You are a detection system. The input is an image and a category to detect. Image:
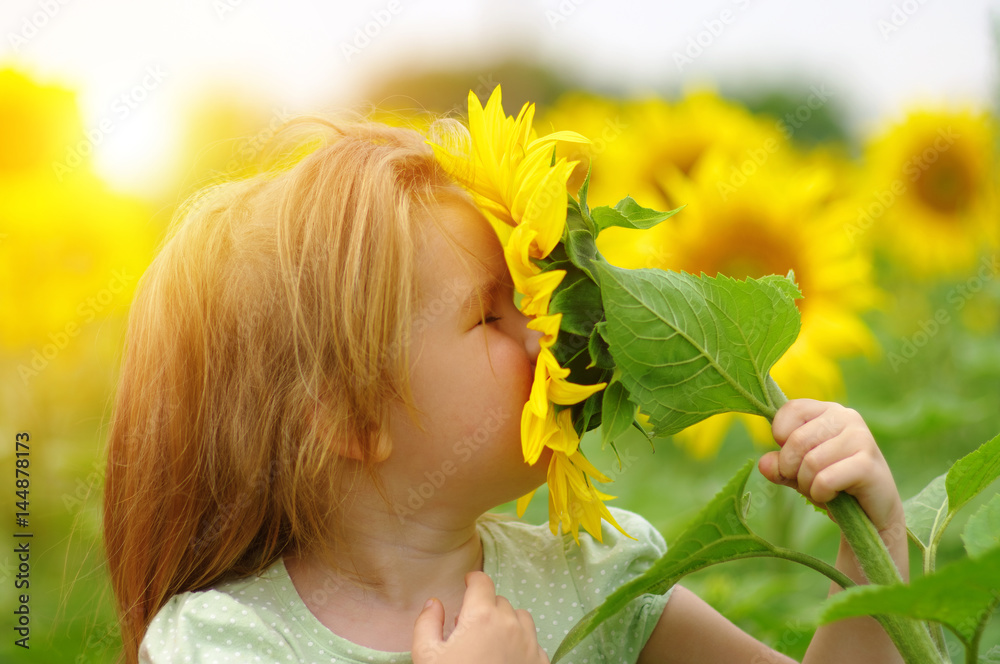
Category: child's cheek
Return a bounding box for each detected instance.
[487,330,535,399]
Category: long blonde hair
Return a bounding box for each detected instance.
[103,117,465,663]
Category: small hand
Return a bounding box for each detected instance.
[412,571,550,664]
[758,399,904,534]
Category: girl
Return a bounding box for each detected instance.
[104,116,908,663]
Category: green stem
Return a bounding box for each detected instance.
[765,379,944,664]
[766,546,856,591]
[925,518,955,662]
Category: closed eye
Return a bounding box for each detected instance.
[478,315,502,326]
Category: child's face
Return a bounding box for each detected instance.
[382,198,549,519]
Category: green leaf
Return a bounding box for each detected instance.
[575,390,603,437]
[587,322,615,370]
[591,196,683,234]
[902,473,948,553]
[553,460,770,662]
[577,162,592,214]
[563,207,599,277]
[963,493,1000,558]
[554,460,853,661]
[820,545,1000,646]
[600,378,634,450]
[763,270,803,302]
[947,432,1000,515]
[593,265,801,436]
[549,273,603,337]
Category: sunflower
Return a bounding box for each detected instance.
[860,108,997,278]
[541,89,789,211]
[0,68,156,357]
[543,89,792,272]
[431,87,626,541]
[599,145,880,457]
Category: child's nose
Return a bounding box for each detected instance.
[523,318,543,364]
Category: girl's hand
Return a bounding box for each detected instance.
[758,399,904,535]
[412,571,550,664]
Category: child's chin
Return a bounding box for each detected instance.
[524,447,553,482]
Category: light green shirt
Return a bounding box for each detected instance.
[140,508,673,664]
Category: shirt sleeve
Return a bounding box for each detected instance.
[138,590,300,664]
[567,507,674,663]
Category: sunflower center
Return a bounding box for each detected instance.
[912,149,975,216]
[683,220,805,297]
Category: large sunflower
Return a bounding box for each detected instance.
[860,108,997,278]
[431,87,626,541]
[541,89,789,211]
[599,145,880,457]
[0,68,155,355]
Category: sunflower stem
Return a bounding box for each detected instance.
[765,381,943,664]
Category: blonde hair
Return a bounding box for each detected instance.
[103,117,468,663]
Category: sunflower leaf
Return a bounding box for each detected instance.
[591,196,683,235]
[962,492,1000,558]
[563,207,599,278]
[549,272,603,337]
[902,473,949,553]
[600,378,634,450]
[587,322,615,370]
[554,460,779,662]
[819,544,1000,647]
[577,162,593,214]
[592,264,802,436]
[946,432,1000,516]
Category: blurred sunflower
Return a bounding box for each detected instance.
[860,108,997,278]
[541,89,788,210]
[599,146,880,457]
[431,87,624,541]
[0,68,156,381]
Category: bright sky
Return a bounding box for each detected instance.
[2,0,997,195]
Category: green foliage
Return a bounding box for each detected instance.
[595,264,801,436]
[818,432,1000,659]
[554,460,847,662]
[820,546,1000,648]
[599,377,634,450]
[549,192,1000,664]
[590,196,683,234]
[947,433,1000,516]
[963,494,1000,558]
[903,473,949,554]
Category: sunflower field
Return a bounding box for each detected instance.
[1,61,999,662]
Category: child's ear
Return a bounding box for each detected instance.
[308,401,391,462]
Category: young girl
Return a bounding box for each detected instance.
[104,116,908,664]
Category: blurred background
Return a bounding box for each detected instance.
[1,0,998,661]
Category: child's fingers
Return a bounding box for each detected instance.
[758,451,796,488]
[806,455,866,505]
[412,598,446,651]
[515,607,537,634]
[775,410,855,482]
[790,432,858,498]
[460,571,498,619]
[771,398,832,445]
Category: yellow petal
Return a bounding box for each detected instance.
[528,314,561,348]
[516,489,537,517]
[519,269,565,318]
[548,374,606,406]
[527,130,590,149]
[523,162,573,259]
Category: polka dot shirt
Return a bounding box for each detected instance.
[139,507,673,663]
